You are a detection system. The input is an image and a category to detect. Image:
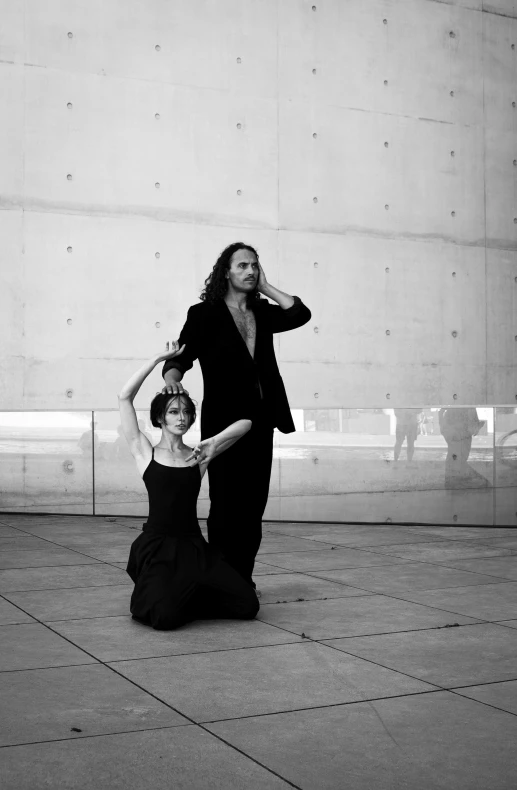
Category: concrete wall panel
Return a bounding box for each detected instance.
[485,127,517,249]
[0,65,24,198]
[486,248,517,402]
[279,101,485,243]
[24,0,278,98]
[279,0,483,126]
[278,231,487,406]
[0,1,24,62]
[23,69,278,227]
[0,211,24,404]
[484,1,517,18]
[483,11,517,131]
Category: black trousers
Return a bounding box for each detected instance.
[206,409,274,586]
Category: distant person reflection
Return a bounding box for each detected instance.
[438,407,486,488]
[394,409,421,464]
[78,420,100,457]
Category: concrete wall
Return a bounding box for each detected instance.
[1,0,516,413]
[1,1,517,524]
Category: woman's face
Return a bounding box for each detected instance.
[161,396,193,435]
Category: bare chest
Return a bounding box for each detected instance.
[228,307,257,357]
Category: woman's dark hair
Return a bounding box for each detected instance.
[199,242,261,305]
[150,392,197,429]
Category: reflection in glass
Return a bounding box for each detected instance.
[495,408,517,526]
[0,411,94,513]
[277,407,495,525]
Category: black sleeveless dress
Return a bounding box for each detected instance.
[126,449,258,630]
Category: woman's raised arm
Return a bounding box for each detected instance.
[118,341,184,459]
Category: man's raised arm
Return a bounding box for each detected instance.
[162,305,200,395]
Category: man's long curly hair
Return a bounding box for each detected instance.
[199,242,261,305]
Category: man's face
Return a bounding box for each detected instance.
[226,249,259,293]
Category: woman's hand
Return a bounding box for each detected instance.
[154,340,185,363]
[185,437,216,466]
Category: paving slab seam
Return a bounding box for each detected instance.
[0,581,132,593]
[101,638,306,663]
[494,619,517,628]
[0,561,103,571]
[355,555,517,579]
[197,689,449,726]
[320,545,517,562]
[445,691,517,719]
[99,663,304,790]
[313,638,509,695]
[375,588,517,620]
[301,570,514,595]
[0,661,96,674]
[0,722,193,750]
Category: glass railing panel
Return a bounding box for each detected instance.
[495,408,517,526]
[0,411,94,514]
[277,407,495,525]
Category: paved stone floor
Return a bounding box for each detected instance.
[1,514,517,789]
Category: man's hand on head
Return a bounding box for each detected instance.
[160,382,189,396]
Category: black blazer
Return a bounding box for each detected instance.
[163,296,311,436]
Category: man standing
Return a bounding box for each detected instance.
[162,242,311,588]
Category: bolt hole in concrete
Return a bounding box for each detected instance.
[67,102,72,109]
[67,246,72,253]
[67,32,73,38]
[452,271,456,277]
[237,123,242,129]
[384,141,389,147]
[385,204,389,210]
[155,182,160,188]
[237,189,242,195]
[451,150,455,156]
[385,267,389,272]
[386,329,390,335]
[155,44,161,51]
[452,331,458,337]
[453,393,458,400]
[313,132,317,138]
[314,393,319,398]
[451,211,456,217]
[314,327,319,333]
[67,319,72,325]
[155,252,160,259]
[313,261,318,267]
[67,174,72,180]
[66,389,73,398]
[386,393,390,399]
[155,113,160,120]
[384,80,388,85]
[155,322,161,328]
[450,90,455,97]
[236,57,241,63]
[313,196,318,203]
[312,68,317,74]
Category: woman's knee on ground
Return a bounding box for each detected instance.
[147,600,192,630]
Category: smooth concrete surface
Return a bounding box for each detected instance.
[1,513,517,789]
[1,0,516,414]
